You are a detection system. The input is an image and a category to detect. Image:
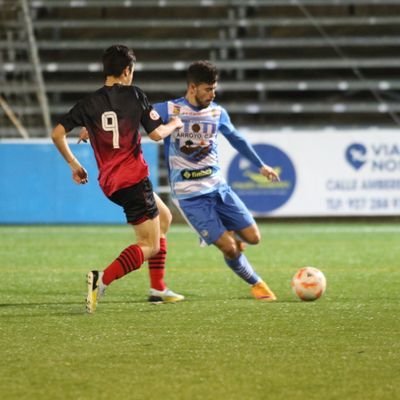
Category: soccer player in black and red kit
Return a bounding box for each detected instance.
[52,45,183,313]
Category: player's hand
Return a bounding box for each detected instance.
[69,158,88,184]
[260,164,280,182]
[170,116,183,129]
[77,127,89,144]
[72,167,88,184]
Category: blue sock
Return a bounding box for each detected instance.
[224,254,260,285]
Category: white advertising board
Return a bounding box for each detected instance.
[219,129,400,217]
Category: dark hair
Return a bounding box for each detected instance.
[102,45,136,77]
[186,60,218,85]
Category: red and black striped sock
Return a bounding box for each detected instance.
[102,244,144,286]
[148,237,167,291]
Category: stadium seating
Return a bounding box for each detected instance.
[1,0,400,138]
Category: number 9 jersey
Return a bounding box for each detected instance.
[58,85,162,197]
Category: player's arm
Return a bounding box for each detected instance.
[77,127,89,143]
[139,96,182,141]
[224,129,279,182]
[51,123,88,184]
[148,116,183,141]
[220,109,279,182]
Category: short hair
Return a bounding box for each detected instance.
[186,60,218,85]
[102,45,136,78]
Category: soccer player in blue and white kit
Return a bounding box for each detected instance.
[154,60,280,301]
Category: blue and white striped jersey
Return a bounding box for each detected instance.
[154,97,264,200]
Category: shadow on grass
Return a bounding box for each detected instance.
[0,299,143,317]
[0,295,302,318]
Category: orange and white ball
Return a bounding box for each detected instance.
[291,267,327,301]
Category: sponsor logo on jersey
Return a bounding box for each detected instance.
[181,167,213,180]
[172,105,181,115]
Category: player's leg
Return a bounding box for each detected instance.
[148,193,170,291]
[86,216,160,313]
[148,193,184,303]
[155,192,173,236]
[103,178,161,282]
[86,178,160,313]
[214,230,263,286]
[216,186,277,301]
[176,191,274,300]
[235,223,261,245]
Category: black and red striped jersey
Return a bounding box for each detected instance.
[59,84,162,196]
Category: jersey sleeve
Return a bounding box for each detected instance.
[219,107,264,169]
[58,101,85,132]
[134,87,163,134]
[153,101,168,123]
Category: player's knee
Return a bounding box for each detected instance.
[139,241,160,259]
[241,229,261,245]
[152,242,160,256]
[221,240,240,259]
[157,199,173,234]
[159,209,172,235]
[246,233,260,245]
[165,208,173,229]
[238,224,261,246]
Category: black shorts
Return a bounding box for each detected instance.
[108,177,159,225]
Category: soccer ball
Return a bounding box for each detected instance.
[291,267,327,301]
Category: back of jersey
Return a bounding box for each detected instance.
[59,84,161,197]
[83,85,148,196]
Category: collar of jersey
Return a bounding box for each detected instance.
[182,97,212,112]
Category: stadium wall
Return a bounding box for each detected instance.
[1,129,400,224]
[0,140,159,224]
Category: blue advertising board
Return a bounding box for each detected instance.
[0,141,159,224]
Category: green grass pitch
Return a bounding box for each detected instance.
[0,223,399,400]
